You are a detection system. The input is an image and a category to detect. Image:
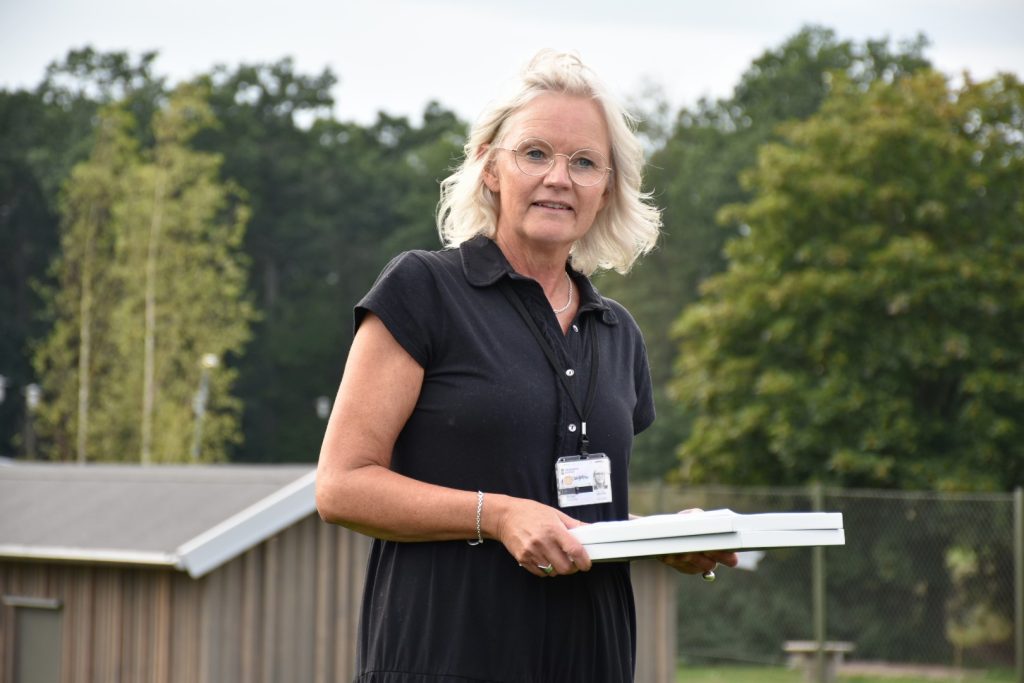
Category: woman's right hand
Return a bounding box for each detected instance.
[488,495,592,578]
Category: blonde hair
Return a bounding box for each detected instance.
[436,50,661,276]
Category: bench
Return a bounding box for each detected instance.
[783,640,855,683]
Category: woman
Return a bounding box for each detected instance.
[316,50,737,683]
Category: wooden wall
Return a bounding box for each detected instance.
[0,516,371,683]
[0,520,678,683]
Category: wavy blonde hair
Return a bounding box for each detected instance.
[436,50,661,276]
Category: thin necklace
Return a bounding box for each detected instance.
[552,272,573,315]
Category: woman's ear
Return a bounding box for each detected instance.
[598,181,611,211]
[479,144,499,193]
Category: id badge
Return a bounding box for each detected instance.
[556,453,612,508]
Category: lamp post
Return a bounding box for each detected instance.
[315,395,331,420]
[190,354,219,461]
[24,383,41,460]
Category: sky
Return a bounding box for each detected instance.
[2,0,1023,125]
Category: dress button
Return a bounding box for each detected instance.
[568,424,577,433]
[565,369,575,377]
[572,324,579,333]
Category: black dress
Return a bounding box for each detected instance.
[353,236,655,683]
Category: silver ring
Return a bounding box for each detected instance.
[701,570,716,581]
[539,563,554,575]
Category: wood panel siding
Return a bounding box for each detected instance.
[0,517,372,683]
[0,518,678,682]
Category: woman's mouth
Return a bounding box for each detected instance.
[533,201,573,212]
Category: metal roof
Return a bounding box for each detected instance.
[0,462,316,578]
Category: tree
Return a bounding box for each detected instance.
[33,107,136,462]
[0,90,61,456]
[597,26,931,480]
[671,70,1024,490]
[9,52,465,463]
[33,85,254,462]
[0,48,166,457]
[195,60,464,461]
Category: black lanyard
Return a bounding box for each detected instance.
[499,279,600,455]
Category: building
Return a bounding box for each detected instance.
[0,462,676,683]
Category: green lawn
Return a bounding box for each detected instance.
[676,666,1017,683]
[677,667,800,683]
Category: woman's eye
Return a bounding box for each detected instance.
[524,148,548,161]
[573,155,596,169]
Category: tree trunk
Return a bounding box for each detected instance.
[76,206,97,464]
[141,176,165,464]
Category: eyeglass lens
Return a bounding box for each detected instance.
[513,138,609,186]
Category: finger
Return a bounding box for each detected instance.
[705,550,740,568]
[552,513,593,572]
[568,545,592,572]
[519,560,554,578]
[660,556,701,574]
[525,545,583,577]
[660,552,717,574]
[557,511,587,529]
[532,545,574,576]
[553,547,585,575]
[530,528,589,576]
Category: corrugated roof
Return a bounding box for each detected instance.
[0,462,317,578]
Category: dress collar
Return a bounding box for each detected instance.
[459,235,619,325]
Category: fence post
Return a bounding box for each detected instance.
[813,482,827,683]
[1015,487,1022,683]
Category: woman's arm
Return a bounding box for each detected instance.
[315,313,590,576]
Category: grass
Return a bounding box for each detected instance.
[675,666,1018,683]
[677,666,800,683]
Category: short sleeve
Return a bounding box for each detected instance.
[633,336,656,434]
[610,300,655,435]
[355,252,440,368]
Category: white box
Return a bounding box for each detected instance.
[570,509,845,561]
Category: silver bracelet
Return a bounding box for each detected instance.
[467,490,484,546]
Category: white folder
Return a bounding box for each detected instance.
[570,509,845,561]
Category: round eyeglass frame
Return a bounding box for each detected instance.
[495,138,612,187]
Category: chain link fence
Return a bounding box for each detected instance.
[630,484,1018,671]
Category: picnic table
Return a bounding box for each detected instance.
[783,640,855,683]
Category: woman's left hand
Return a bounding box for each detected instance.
[657,508,739,577]
[659,549,739,576]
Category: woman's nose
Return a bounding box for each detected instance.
[543,154,573,187]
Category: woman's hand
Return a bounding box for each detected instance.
[659,549,739,576]
[658,508,739,577]
[487,495,592,578]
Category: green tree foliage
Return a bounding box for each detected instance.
[599,26,931,480]
[33,85,254,462]
[6,51,463,463]
[0,48,165,457]
[0,90,60,455]
[671,70,1024,490]
[194,60,464,461]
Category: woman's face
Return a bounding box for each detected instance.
[483,92,611,257]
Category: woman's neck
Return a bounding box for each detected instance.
[494,233,578,332]
[494,233,570,298]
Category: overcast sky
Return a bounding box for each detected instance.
[2,0,1022,125]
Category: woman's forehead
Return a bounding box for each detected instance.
[502,93,610,152]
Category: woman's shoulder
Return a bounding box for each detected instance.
[587,285,643,335]
[379,246,462,279]
[369,248,463,293]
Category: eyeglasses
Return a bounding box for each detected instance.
[495,138,612,187]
